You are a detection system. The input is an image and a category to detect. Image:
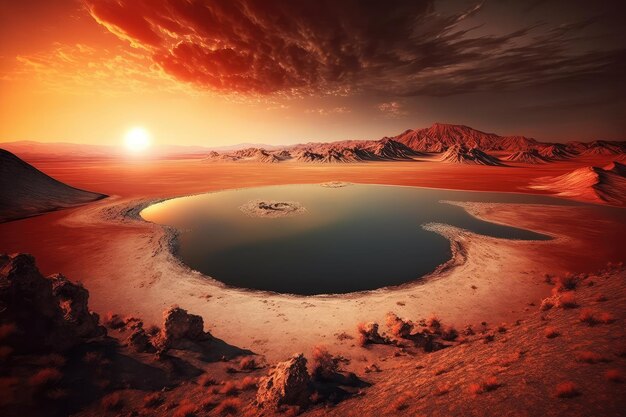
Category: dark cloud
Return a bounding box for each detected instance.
[84,0,626,97]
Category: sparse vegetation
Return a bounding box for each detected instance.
[239,356,257,371]
[198,373,217,387]
[311,344,338,379]
[579,309,598,325]
[143,392,165,408]
[214,398,241,415]
[219,381,239,396]
[388,391,411,411]
[238,376,257,391]
[544,326,560,338]
[557,292,577,308]
[555,382,580,398]
[173,401,197,417]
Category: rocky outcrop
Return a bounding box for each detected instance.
[256,353,311,409]
[439,145,503,165]
[0,253,105,352]
[156,306,211,350]
[357,322,390,345]
[505,149,551,163]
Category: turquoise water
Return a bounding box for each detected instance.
[140,184,559,295]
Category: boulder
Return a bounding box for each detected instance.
[256,354,311,409]
[357,322,389,345]
[157,306,210,350]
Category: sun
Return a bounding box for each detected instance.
[124,127,151,153]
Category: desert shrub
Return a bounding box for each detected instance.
[388,391,411,411]
[101,392,124,411]
[238,376,257,391]
[496,324,507,333]
[426,314,441,330]
[544,326,560,339]
[598,312,615,324]
[143,392,165,408]
[555,382,579,398]
[173,401,196,417]
[554,274,578,292]
[219,381,239,396]
[214,398,241,415]
[540,297,555,311]
[574,351,608,364]
[579,309,598,325]
[483,332,495,343]
[311,345,338,379]
[605,369,623,383]
[441,325,458,341]
[557,292,577,308]
[28,368,62,388]
[198,373,217,387]
[239,356,257,371]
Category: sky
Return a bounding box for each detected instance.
[1,0,625,147]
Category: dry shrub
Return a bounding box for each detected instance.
[557,292,578,308]
[496,324,507,333]
[483,332,495,343]
[540,298,554,311]
[441,325,458,341]
[311,345,338,379]
[356,322,369,346]
[435,383,451,396]
[555,381,579,398]
[143,392,165,408]
[598,312,615,324]
[544,326,560,339]
[554,274,578,292]
[173,401,197,417]
[0,323,16,340]
[214,398,241,415]
[575,351,608,364]
[103,312,125,329]
[426,314,441,330]
[388,392,411,412]
[239,356,257,371]
[238,376,257,391]
[28,368,62,388]
[468,383,483,395]
[198,373,217,387]
[605,369,623,383]
[101,392,124,411]
[579,309,598,326]
[219,381,239,396]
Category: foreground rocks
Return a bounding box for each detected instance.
[0,253,105,352]
[257,353,311,409]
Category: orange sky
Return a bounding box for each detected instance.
[1,0,624,147]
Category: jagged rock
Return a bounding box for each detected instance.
[50,273,105,339]
[127,327,154,353]
[157,306,210,350]
[257,354,311,409]
[357,322,389,345]
[385,313,414,338]
[0,253,105,352]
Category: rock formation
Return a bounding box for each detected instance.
[256,353,311,409]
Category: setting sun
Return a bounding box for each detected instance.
[124,127,151,153]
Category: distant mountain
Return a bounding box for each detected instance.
[530,161,626,206]
[392,123,538,152]
[504,149,550,164]
[0,149,106,222]
[438,145,503,165]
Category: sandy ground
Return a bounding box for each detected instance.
[1,156,624,365]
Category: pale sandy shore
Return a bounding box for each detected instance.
[55,189,624,363]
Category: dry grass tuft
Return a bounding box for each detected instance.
[557,292,578,308]
[574,351,608,364]
[101,392,124,411]
[239,356,257,371]
[238,376,257,391]
[554,274,579,292]
[555,381,580,398]
[173,401,197,417]
[544,326,560,338]
[28,368,62,388]
[579,309,598,326]
[214,398,241,415]
[388,391,411,412]
[597,312,615,324]
[311,345,338,379]
[219,381,239,396]
[605,369,623,383]
[426,314,441,330]
[198,373,217,387]
[440,325,458,341]
[143,392,165,408]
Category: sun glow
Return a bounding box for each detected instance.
[124,127,151,153]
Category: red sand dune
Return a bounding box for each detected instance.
[0,149,106,222]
